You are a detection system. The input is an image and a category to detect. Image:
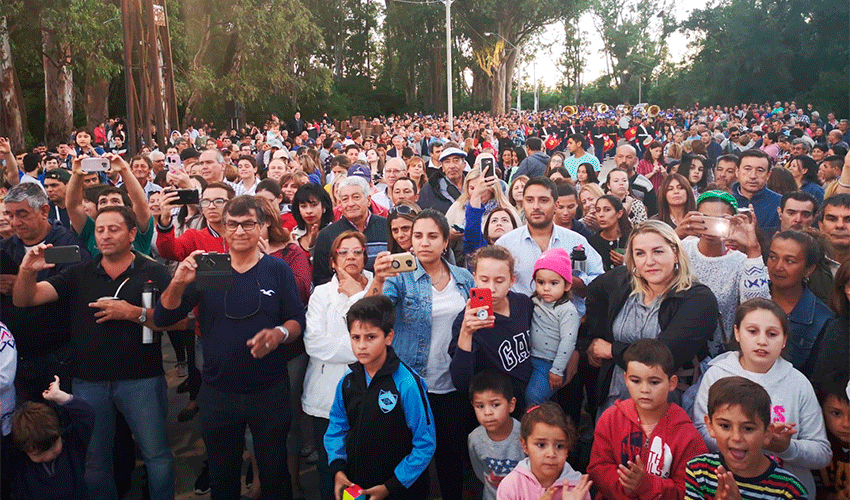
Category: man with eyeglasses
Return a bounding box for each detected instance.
[722,127,744,154]
[155,195,306,500]
[373,157,407,209]
[14,205,178,500]
[155,182,235,260]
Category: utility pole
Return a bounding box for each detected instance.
[445,0,453,130]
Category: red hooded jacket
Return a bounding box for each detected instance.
[588,399,707,500]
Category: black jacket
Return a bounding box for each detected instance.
[0,221,90,357]
[585,266,719,411]
[327,347,434,499]
[417,169,461,214]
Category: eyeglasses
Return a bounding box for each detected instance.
[200,198,228,208]
[224,220,259,232]
[391,205,419,216]
[336,248,365,256]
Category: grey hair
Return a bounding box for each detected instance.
[4,183,49,211]
[338,175,370,198]
[791,138,811,152]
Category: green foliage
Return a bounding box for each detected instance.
[668,0,849,112]
[182,0,331,110]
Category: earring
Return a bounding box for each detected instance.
[674,262,680,272]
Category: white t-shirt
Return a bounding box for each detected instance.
[427,275,465,393]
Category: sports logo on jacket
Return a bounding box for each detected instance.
[378,390,398,413]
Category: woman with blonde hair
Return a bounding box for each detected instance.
[507,174,529,223]
[445,160,519,232]
[585,220,719,414]
[578,183,605,231]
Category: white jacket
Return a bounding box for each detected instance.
[301,271,373,419]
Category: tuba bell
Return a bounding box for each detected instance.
[594,103,608,114]
[648,104,660,118]
[563,105,577,116]
[622,103,633,114]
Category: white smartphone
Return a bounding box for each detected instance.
[81,157,110,172]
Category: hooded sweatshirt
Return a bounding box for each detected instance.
[692,351,832,498]
[496,457,590,500]
[588,399,708,500]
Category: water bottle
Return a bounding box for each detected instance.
[571,244,587,276]
[142,280,156,344]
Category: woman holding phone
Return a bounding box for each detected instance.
[369,209,475,500]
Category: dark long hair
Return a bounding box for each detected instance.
[657,173,696,228]
[596,194,632,240]
[292,183,334,231]
[680,154,708,194]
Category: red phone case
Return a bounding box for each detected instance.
[470,288,493,316]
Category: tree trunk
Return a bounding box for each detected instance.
[504,49,516,112]
[471,67,487,109]
[42,23,73,148]
[85,63,109,132]
[0,16,26,150]
[490,63,506,115]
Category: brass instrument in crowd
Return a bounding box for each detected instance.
[563,105,577,116]
[647,104,660,118]
[594,103,608,114]
[622,103,633,114]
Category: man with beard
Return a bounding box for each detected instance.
[495,177,603,314]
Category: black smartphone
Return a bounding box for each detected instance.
[173,189,200,205]
[481,157,495,178]
[194,252,232,291]
[451,224,465,233]
[44,245,82,265]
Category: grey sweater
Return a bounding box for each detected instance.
[468,418,525,500]
[692,351,832,498]
[530,297,580,375]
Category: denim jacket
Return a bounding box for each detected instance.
[383,258,475,379]
[785,285,834,373]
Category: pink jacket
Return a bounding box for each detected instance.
[497,458,591,500]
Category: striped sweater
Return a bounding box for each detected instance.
[685,454,806,500]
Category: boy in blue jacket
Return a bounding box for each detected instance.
[325,295,436,500]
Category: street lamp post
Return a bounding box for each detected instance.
[445,0,453,130]
[631,61,653,103]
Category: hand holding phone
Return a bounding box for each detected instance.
[44,245,82,264]
[481,157,496,178]
[470,287,493,319]
[81,157,110,172]
[389,252,417,273]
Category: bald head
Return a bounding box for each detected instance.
[615,145,638,173]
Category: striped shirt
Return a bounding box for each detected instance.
[685,454,807,500]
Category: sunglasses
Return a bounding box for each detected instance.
[391,205,420,216]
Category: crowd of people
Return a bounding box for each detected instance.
[0,99,849,500]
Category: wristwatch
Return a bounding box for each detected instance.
[276,325,290,343]
[138,308,147,324]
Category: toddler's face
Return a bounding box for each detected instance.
[822,395,850,446]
